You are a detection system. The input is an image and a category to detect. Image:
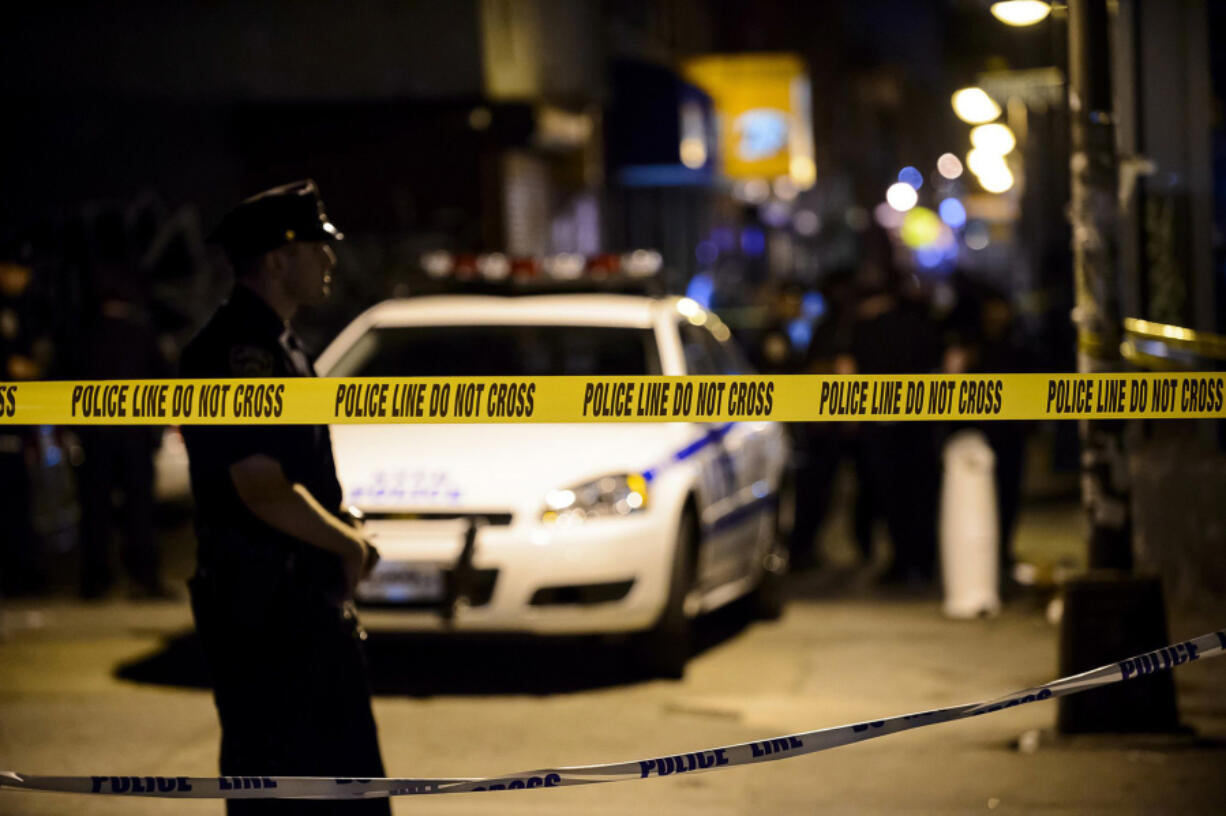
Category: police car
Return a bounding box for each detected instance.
[316,252,792,677]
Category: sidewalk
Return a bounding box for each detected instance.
[1,500,1224,814]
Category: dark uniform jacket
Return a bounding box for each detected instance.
[179,285,344,589]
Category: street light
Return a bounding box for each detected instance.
[885,182,918,212]
[951,87,1002,124]
[937,152,964,179]
[966,149,1015,194]
[977,164,1015,193]
[990,1,1053,27]
[967,148,1007,178]
[970,123,1017,155]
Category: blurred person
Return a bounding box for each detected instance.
[752,282,806,375]
[74,208,172,600]
[846,225,943,586]
[0,239,54,596]
[789,268,861,569]
[180,180,387,815]
[942,273,1031,595]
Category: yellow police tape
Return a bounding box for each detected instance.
[0,372,1223,425]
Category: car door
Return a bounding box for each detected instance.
[677,320,750,588]
[704,325,780,574]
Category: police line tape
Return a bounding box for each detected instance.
[1,372,1224,425]
[2,629,1222,800]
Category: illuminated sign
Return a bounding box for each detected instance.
[682,54,815,187]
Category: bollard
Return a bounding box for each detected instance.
[1057,573,1180,732]
[939,429,1000,619]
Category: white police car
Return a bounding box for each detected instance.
[316,272,791,677]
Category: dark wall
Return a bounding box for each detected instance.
[2,1,482,101]
[2,1,484,231]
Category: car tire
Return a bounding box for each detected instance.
[634,508,697,679]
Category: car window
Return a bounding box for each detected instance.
[711,331,755,375]
[678,322,719,375]
[679,321,756,375]
[327,325,662,377]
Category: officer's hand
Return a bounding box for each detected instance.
[362,541,381,579]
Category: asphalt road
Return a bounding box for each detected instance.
[2,568,1225,815]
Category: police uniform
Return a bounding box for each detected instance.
[181,181,388,815]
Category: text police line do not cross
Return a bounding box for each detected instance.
[1,373,1224,424]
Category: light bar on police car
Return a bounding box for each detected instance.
[417,250,662,283]
[543,253,586,281]
[477,252,510,281]
[621,249,662,278]
[420,250,453,278]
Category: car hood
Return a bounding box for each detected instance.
[330,423,696,514]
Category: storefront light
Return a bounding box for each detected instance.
[789,155,817,190]
[680,136,707,169]
[990,1,1052,27]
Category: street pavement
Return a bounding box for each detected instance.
[2,505,1225,814]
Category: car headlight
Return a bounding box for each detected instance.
[541,473,649,524]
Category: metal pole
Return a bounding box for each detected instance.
[1067,0,1132,572]
[1058,0,1179,735]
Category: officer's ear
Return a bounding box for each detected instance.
[265,246,292,280]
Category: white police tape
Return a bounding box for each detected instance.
[2,629,1222,800]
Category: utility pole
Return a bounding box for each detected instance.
[1058,0,1178,734]
[1068,0,1131,571]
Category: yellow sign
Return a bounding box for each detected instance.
[682,54,814,187]
[1,373,1223,425]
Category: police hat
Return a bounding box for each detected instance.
[210,179,343,259]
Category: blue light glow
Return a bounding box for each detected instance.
[898,166,924,190]
[801,291,826,321]
[787,318,812,351]
[938,198,967,229]
[759,201,792,228]
[741,226,766,257]
[39,427,62,467]
[712,226,737,252]
[695,241,718,265]
[916,246,944,269]
[685,272,715,309]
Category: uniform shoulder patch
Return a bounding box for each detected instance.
[229,345,276,377]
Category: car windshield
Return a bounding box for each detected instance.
[327,324,662,377]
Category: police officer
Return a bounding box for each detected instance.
[181,180,388,814]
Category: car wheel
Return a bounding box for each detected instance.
[634,508,697,679]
